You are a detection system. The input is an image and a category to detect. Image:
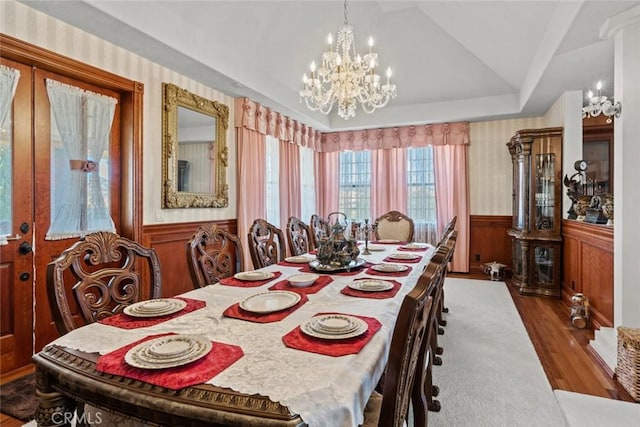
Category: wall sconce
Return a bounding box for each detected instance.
[582,80,621,123]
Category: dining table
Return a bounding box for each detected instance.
[32,241,434,427]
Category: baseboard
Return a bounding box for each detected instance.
[587,343,615,378]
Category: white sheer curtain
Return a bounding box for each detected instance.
[45,79,117,240]
[0,65,21,244]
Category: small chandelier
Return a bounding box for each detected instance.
[299,0,397,120]
[582,80,621,123]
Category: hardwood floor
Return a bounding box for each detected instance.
[450,272,634,402]
[0,275,633,426]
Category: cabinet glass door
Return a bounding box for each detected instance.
[534,153,555,230]
[514,159,525,229]
[533,246,554,285]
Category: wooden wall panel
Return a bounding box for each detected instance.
[562,220,613,329]
[468,215,512,274]
[143,220,237,298]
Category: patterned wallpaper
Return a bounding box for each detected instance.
[3,0,554,221]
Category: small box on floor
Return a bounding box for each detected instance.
[482,261,506,281]
[616,326,640,402]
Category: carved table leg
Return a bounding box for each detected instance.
[35,370,77,427]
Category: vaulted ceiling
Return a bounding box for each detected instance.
[22,0,640,131]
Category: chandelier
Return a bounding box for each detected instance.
[299,0,397,120]
[582,80,621,123]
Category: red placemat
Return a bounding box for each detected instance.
[397,246,430,252]
[99,298,206,329]
[383,255,423,264]
[219,271,282,287]
[364,265,413,277]
[340,279,401,299]
[96,333,243,390]
[282,313,382,357]
[223,294,309,323]
[297,263,371,276]
[277,260,312,268]
[371,241,407,245]
[269,276,334,295]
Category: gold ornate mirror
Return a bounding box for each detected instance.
[162,83,229,208]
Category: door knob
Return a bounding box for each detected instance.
[19,242,32,255]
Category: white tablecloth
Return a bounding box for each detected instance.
[52,244,434,427]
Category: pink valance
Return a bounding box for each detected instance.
[320,122,470,152]
[234,98,323,150]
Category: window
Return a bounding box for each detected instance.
[338,150,371,221]
[407,146,437,243]
[300,147,316,224]
[265,135,280,227]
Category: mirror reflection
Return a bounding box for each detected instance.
[162,83,229,208]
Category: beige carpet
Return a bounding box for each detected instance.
[554,390,640,427]
[428,277,566,427]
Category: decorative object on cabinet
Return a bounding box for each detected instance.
[569,293,589,329]
[601,193,614,225]
[563,160,587,219]
[162,83,229,208]
[507,127,563,298]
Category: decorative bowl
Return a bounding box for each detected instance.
[288,273,319,288]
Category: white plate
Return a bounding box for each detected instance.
[123,299,187,318]
[124,335,212,369]
[365,244,385,251]
[388,253,420,260]
[234,271,275,281]
[239,291,301,313]
[285,255,314,263]
[301,315,368,340]
[288,273,319,288]
[348,279,394,292]
[371,263,409,272]
[377,239,401,243]
[401,243,428,249]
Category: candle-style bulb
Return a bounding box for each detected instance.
[386,67,392,78]
[596,80,603,91]
[303,73,308,84]
[368,36,374,48]
[310,61,316,73]
[327,33,333,45]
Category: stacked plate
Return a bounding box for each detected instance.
[347,279,394,292]
[124,335,212,369]
[365,244,385,251]
[239,291,301,313]
[285,255,315,264]
[123,299,187,318]
[301,314,368,340]
[234,271,275,281]
[388,252,421,261]
[377,239,401,244]
[401,243,428,250]
[371,263,409,273]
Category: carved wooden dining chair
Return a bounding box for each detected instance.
[436,215,457,247]
[309,214,330,250]
[47,231,162,335]
[374,210,415,242]
[362,274,435,427]
[247,218,286,269]
[187,224,244,288]
[285,216,312,256]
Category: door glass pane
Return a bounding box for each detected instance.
[534,246,553,284]
[0,108,12,235]
[535,153,554,230]
[515,160,525,229]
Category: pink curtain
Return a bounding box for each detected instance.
[370,148,408,219]
[314,151,340,219]
[279,140,301,230]
[434,144,469,272]
[321,122,469,152]
[236,128,266,268]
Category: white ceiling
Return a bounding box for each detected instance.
[21,0,640,132]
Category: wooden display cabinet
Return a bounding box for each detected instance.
[507,127,563,297]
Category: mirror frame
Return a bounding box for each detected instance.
[162,82,229,208]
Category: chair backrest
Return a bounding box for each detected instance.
[285,216,312,256]
[437,215,457,247]
[187,224,244,288]
[309,214,330,249]
[378,271,436,427]
[47,231,162,335]
[247,218,286,269]
[374,210,415,242]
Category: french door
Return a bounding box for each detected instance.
[0,59,123,374]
